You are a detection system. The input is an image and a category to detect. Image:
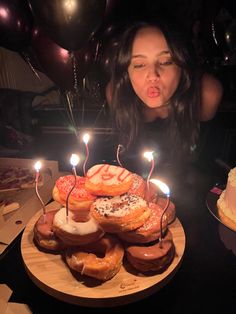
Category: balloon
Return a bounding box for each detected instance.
[103,0,122,24]
[31,27,97,91]
[225,19,236,51]
[0,0,33,51]
[28,0,106,51]
[96,22,124,83]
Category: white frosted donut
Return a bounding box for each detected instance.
[85,164,133,196]
[90,193,151,233]
[128,173,146,198]
[53,207,104,246]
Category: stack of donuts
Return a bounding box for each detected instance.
[33,163,176,282]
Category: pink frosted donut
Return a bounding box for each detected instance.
[156,197,176,224]
[118,202,168,243]
[52,175,96,221]
[85,164,133,196]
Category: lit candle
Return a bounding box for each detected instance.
[143,151,155,200]
[34,160,46,216]
[66,154,80,218]
[82,133,90,176]
[116,144,124,168]
[150,178,170,247]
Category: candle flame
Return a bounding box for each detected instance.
[150,178,170,196]
[70,154,80,167]
[34,160,42,172]
[144,151,154,162]
[82,133,90,144]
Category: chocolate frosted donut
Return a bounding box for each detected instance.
[33,210,65,252]
[126,229,175,272]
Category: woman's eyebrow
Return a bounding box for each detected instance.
[131,50,171,59]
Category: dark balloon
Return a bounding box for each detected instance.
[225,19,236,51]
[104,0,121,23]
[96,22,123,83]
[31,27,97,91]
[0,0,33,51]
[28,0,106,51]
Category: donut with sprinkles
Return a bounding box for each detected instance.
[90,193,151,233]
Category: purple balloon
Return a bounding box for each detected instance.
[29,0,106,51]
[31,27,97,91]
[0,0,33,51]
[225,20,236,51]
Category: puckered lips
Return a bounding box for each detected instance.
[147,86,161,98]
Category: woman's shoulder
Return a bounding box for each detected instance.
[200,72,223,121]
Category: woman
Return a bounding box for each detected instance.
[107,18,223,171]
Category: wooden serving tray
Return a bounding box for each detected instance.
[21,202,186,307]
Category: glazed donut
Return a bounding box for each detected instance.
[33,210,65,252]
[53,207,104,246]
[126,229,175,273]
[128,173,146,198]
[85,164,133,196]
[90,193,151,233]
[65,235,124,281]
[118,202,168,243]
[52,175,96,221]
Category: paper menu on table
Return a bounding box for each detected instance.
[0,158,59,255]
[0,284,32,314]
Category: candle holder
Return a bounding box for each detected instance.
[143,151,155,201]
[66,154,80,219]
[150,178,170,248]
[34,161,46,218]
[82,133,90,176]
[116,144,124,168]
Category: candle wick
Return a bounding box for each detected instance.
[159,196,170,245]
[146,159,154,201]
[116,144,124,168]
[83,144,89,176]
[35,170,46,215]
[66,167,77,218]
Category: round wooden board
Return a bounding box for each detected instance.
[21,202,186,307]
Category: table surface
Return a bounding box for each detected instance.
[0,162,236,314]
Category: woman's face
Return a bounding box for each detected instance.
[128,26,181,109]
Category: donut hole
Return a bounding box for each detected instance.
[80,240,109,258]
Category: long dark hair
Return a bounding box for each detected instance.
[110,17,201,156]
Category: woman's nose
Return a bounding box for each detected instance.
[147,64,160,81]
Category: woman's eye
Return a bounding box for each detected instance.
[133,63,145,69]
[159,60,173,66]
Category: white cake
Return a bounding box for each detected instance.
[217,167,236,231]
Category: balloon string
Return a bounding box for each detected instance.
[95,42,100,62]
[22,51,41,81]
[71,52,78,93]
[65,91,77,134]
[211,21,218,47]
[81,77,86,126]
[92,101,106,128]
